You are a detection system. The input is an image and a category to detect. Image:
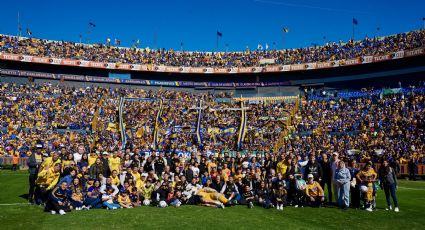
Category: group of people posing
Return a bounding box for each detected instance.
[30,146,401,215]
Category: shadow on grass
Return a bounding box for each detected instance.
[19,194,29,201]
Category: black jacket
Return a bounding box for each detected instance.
[319,160,332,181]
[304,161,323,181]
[27,153,41,175]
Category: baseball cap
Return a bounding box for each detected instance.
[307,174,314,179]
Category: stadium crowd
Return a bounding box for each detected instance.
[0,29,424,67]
[0,81,424,215]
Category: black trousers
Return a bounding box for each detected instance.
[45,199,71,212]
[409,170,416,181]
[307,196,323,207]
[320,179,332,202]
[28,173,37,202]
[350,186,360,208]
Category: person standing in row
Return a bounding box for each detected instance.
[379,160,400,212]
[334,161,351,210]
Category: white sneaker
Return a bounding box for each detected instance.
[59,209,66,215]
[394,207,399,212]
[112,207,118,210]
[385,206,392,211]
[366,207,373,212]
[294,205,298,208]
[276,206,280,210]
[51,210,57,215]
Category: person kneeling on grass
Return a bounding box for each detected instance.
[305,174,324,207]
[239,185,255,208]
[118,191,133,208]
[130,187,141,207]
[273,183,287,210]
[220,176,240,205]
[255,181,272,209]
[70,177,87,210]
[141,179,155,206]
[169,190,184,207]
[84,179,103,209]
[102,187,121,210]
[45,181,72,215]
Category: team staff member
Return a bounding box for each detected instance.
[35,163,62,204]
[27,148,43,203]
[154,153,167,177]
[319,153,332,203]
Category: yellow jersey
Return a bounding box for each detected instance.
[88,155,97,167]
[39,157,61,174]
[110,175,120,186]
[109,157,121,173]
[276,161,288,176]
[306,181,324,197]
[36,168,60,190]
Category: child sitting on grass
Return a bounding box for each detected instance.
[118,191,133,208]
[102,187,121,210]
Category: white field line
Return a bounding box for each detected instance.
[397,186,425,191]
[0,203,30,206]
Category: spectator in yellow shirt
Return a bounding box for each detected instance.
[35,163,61,204]
[221,163,231,182]
[88,152,98,167]
[109,152,121,173]
[276,157,290,177]
[110,170,121,186]
[305,174,324,207]
[38,152,61,176]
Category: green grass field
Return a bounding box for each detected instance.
[1,171,425,230]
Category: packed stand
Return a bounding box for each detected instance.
[1,30,424,67]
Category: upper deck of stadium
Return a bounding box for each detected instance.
[0,30,424,75]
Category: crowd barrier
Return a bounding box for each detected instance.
[1,157,423,176]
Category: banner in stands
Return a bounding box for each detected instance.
[0,69,292,87]
[0,47,423,74]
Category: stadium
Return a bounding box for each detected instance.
[0,1,424,230]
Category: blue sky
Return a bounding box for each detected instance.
[0,0,424,51]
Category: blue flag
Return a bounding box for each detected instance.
[352,18,358,25]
